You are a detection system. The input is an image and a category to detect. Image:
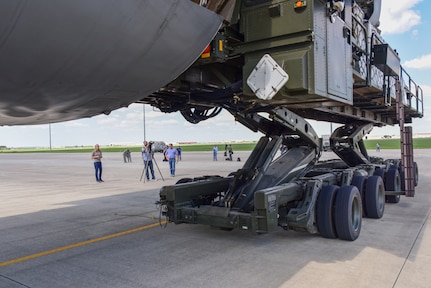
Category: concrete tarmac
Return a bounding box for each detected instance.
[0,150,430,288]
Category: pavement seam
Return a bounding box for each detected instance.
[392,207,431,287]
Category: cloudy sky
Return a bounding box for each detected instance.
[1,0,430,148]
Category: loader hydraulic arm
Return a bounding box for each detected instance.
[232,107,321,151]
[209,107,322,211]
[330,123,374,167]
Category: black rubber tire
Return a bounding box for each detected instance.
[334,185,362,241]
[365,176,385,219]
[351,175,367,216]
[373,168,386,206]
[414,161,419,187]
[373,167,385,179]
[316,185,339,239]
[385,168,401,203]
[392,162,406,191]
[399,170,406,191]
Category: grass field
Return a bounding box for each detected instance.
[363,138,431,149]
[1,138,431,153]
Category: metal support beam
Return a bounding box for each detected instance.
[396,79,415,197]
[330,123,373,167]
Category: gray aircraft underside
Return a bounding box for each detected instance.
[0,0,222,125]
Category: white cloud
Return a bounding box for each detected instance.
[421,84,431,96]
[125,111,141,120]
[96,116,118,125]
[380,0,422,34]
[146,109,169,119]
[16,125,47,130]
[403,54,431,70]
[158,118,179,125]
[63,121,87,128]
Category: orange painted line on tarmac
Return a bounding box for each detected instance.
[0,221,165,267]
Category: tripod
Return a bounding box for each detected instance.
[140,144,164,183]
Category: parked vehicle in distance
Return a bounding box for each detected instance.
[322,135,331,151]
[151,141,167,153]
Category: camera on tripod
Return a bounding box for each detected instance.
[148,141,154,152]
[140,141,164,182]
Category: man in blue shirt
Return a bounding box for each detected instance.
[212,145,218,161]
[165,143,178,176]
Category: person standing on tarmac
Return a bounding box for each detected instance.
[91,144,103,182]
[142,141,156,181]
[177,146,182,161]
[212,145,218,161]
[228,144,233,161]
[165,143,178,176]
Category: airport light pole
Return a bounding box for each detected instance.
[143,104,146,141]
[49,123,52,151]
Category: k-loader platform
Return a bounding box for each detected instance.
[152,0,423,241]
[159,107,418,241]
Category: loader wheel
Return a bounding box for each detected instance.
[365,176,385,219]
[373,167,385,179]
[392,162,406,191]
[316,185,339,239]
[334,185,362,241]
[394,162,417,189]
[351,175,367,216]
[399,170,406,191]
[385,168,401,204]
